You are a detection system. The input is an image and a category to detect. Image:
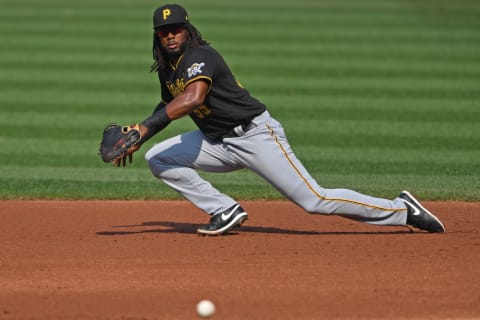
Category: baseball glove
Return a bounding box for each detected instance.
[99,123,143,167]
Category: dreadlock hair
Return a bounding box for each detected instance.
[150,24,209,73]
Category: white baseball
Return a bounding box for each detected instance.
[196,299,215,318]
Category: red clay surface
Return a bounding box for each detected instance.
[0,200,479,319]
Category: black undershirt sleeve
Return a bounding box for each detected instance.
[140,101,172,141]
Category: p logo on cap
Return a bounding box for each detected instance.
[154,4,190,28]
[162,9,171,20]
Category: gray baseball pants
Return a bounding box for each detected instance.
[145,111,408,226]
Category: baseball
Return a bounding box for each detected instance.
[196,299,215,318]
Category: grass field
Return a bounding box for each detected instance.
[1,0,479,200]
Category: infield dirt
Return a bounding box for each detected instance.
[1,200,479,319]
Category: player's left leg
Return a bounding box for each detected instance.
[224,114,408,227]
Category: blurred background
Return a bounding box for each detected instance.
[1,0,479,200]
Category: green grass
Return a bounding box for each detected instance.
[1,0,479,200]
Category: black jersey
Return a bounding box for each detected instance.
[158,45,267,141]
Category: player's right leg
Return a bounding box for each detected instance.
[144,130,247,234]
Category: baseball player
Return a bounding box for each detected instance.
[113,4,445,235]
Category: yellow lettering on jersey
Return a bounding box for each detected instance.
[198,105,211,116]
[162,9,171,20]
[166,78,185,97]
[193,105,211,119]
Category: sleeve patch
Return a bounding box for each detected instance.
[187,62,205,78]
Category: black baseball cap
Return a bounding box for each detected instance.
[153,4,190,29]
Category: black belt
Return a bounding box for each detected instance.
[223,122,257,139]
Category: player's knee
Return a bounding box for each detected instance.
[299,202,331,215]
[294,201,316,214]
[303,205,320,214]
[145,150,156,171]
[145,151,169,177]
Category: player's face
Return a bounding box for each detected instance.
[157,23,188,55]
